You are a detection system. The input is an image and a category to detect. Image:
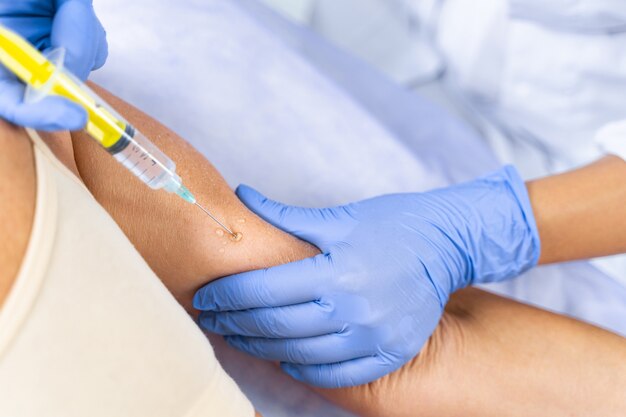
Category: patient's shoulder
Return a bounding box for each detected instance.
[0,121,36,307]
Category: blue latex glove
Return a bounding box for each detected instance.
[0,0,108,130]
[195,166,540,388]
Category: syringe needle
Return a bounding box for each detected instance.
[194,202,236,237]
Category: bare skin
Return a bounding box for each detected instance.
[0,121,35,306]
[1,87,626,416]
[531,154,626,264]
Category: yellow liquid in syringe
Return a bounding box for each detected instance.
[0,24,128,151]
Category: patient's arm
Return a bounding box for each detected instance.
[70,85,318,312]
[0,121,35,307]
[322,288,626,417]
[60,87,626,416]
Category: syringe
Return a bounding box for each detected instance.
[0,25,236,237]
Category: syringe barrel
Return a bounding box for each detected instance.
[110,126,182,192]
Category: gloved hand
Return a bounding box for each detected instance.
[194,166,540,388]
[0,0,108,130]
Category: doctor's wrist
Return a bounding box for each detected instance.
[442,165,541,288]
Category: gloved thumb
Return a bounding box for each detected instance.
[236,185,351,251]
[52,0,108,80]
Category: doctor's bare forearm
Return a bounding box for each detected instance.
[529,155,626,264]
[64,88,626,416]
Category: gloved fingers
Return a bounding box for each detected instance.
[225,333,368,365]
[236,184,352,250]
[1,17,52,49]
[0,76,87,130]
[281,355,391,388]
[194,254,332,312]
[92,19,108,70]
[198,301,343,338]
[9,98,87,131]
[51,0,106,79]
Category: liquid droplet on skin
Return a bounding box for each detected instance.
[231,232,243,242]
[237,218,246,224]
[215,229,225,237]
[218,248,225,254]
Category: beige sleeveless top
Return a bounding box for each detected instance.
[0,130,253,417]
